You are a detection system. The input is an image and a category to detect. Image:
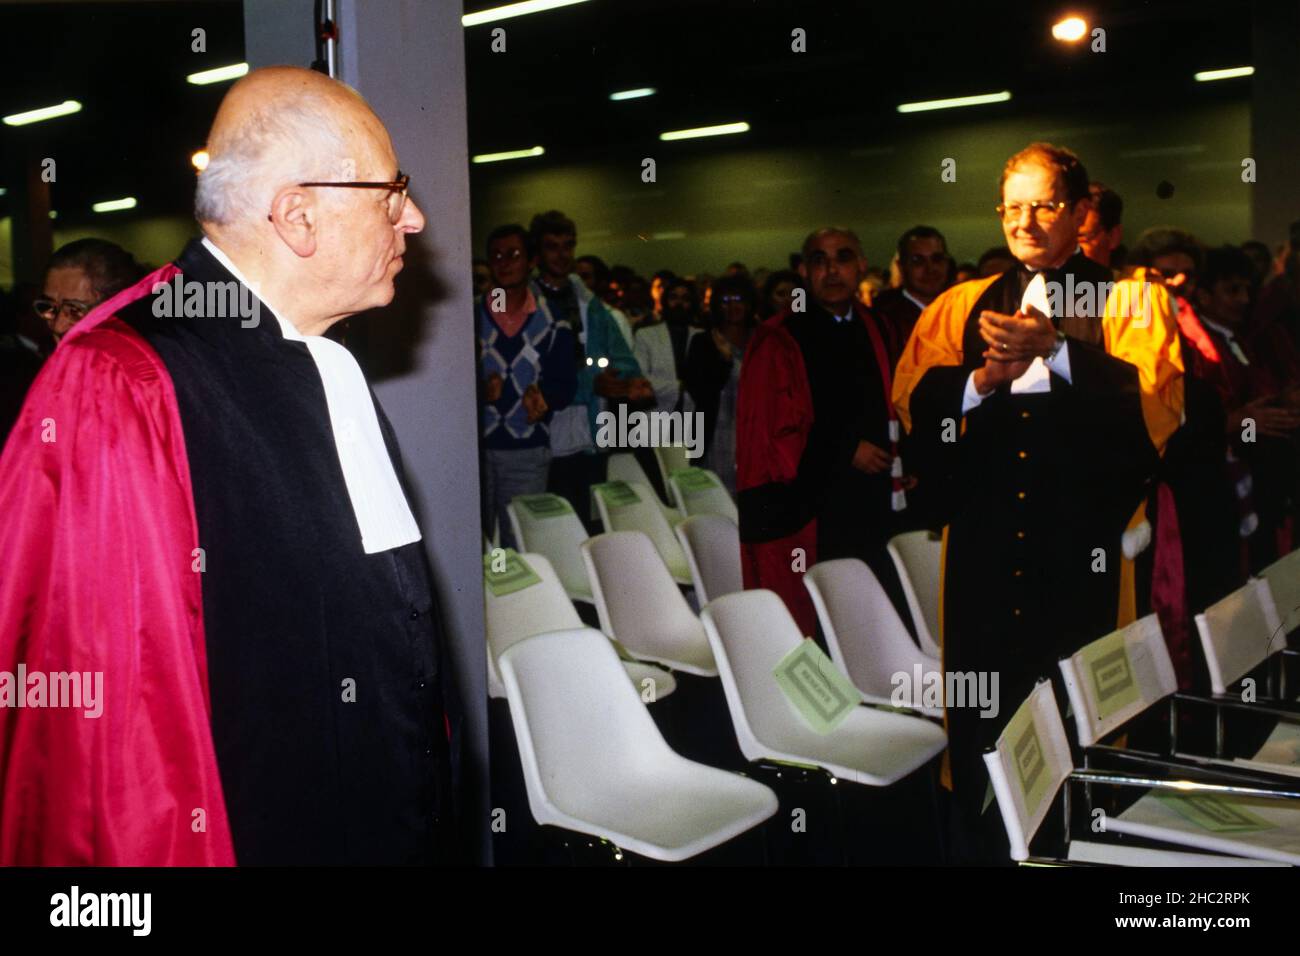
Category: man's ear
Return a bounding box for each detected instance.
[797,261,808,282]
[268,187,318,258]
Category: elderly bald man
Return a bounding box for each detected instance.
[0,67,459,865]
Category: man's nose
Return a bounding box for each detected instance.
[400,195,426,234]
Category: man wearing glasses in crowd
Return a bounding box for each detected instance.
[0,66,460,865]
[737,226,911,636]
[872,225,953,355]
[893,142,1183,863]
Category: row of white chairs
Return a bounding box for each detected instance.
[508,485,743,606]
[485,519,1295,863]
[608,450,739,524]
[987,551,1300,866]
[484,534,950,860]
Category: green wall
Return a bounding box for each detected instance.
[469,99,1251,275]
[2,98,1252,289]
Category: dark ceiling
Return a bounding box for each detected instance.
[463,0,1253,163]
[0,0,1254,226]
[0,1,244,224]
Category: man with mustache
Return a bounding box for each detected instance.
[0,66,458,865]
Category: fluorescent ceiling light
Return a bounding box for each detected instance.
[187,63,249,86]
[462,0,590,27]
[0,188,6,197]
[1194,66,1254,82]
[3,100,82,126]
[92,197,137,213]
[897,91,1011,113]
[659,122,750,141]
[472,146,545,164]
[610,87,656,101]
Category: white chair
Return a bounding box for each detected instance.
[666,467,739,522]
[1059,614,1179,749]
[507,494,594,604]
[582,531,717,676]
[1259,548,1300,639]
[675,514,743,605]
[591,480,693,585]
[887,530,944,660]
[700,589,947,785]
[498,627,778,861]
[1195,578,1285,696]
[607,451,656,488]
[985,680,1299,865]
[803,558,943,718]
[484,551,676,701]
[653,444,692,497]
[607,452,680,523]
[1060,613,1300,779]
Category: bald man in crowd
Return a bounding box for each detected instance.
[0,67,458,865]
[737,227,908,634]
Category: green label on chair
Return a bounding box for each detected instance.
[1079,630,1140,721]
[772,639,859,734]
[1002,701,1051,820]
[483,548,541,596]
[670,467,718,494]
[517,493,572,519]
[595,481,641,509]
[1153,794,1274,833]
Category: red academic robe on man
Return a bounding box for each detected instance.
[735,302,902,635]
[735,312,818,633]
[0,265,237,865]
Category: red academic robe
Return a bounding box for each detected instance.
[0,265,236,865]
[735,313,818,634]
[735,303,901,635]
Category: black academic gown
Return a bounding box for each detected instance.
[907,254,1159,832]
[782,303,897,560]
[121,240,456,865]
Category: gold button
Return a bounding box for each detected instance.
[1014,569,1024,577]
[1013,608,1022,617]
[1016,530,1026,539]
[1017,450,1028,460]
[1017,491,1026,500]
[1020,410,1031,420]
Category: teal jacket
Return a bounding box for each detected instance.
[532,275,642,454]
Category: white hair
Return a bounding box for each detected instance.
[194,91,352,232]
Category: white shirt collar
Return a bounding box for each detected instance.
[201,236,300,341]
[199,236,421,554]
[902,289,929,312]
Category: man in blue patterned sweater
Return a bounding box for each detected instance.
[477,223,577,548]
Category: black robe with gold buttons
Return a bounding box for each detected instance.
[893,253,1184,837]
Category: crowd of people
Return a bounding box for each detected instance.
[474,143,1300,861]
[4,119,1299,864]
